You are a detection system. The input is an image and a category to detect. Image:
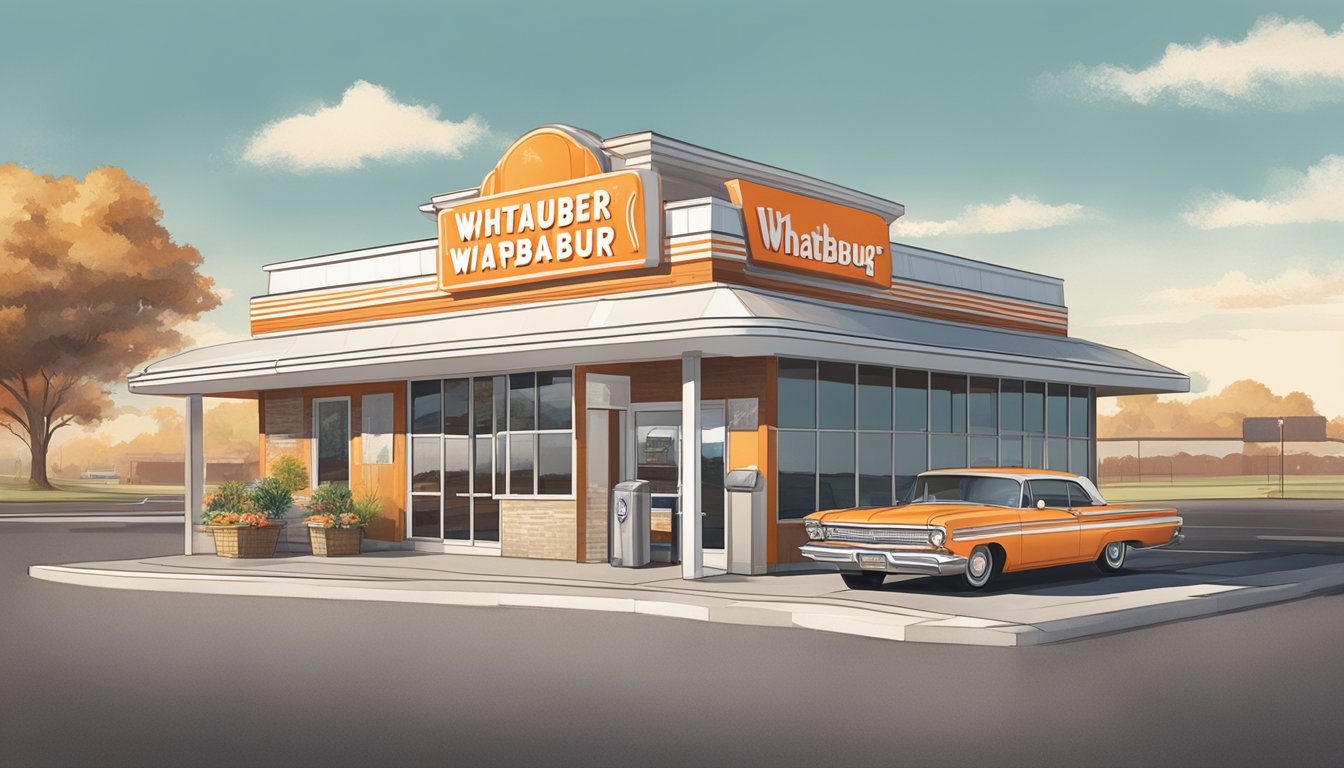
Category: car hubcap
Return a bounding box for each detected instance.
[970,552,987,577]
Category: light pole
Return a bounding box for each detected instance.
[1277,417,1285,498]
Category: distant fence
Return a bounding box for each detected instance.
[1098,437,1344,482]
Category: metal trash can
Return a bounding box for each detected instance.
[610,479,651,568]
[724,467,765,575]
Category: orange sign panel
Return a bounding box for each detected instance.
[438,170,660,293]
[725,178,891,289]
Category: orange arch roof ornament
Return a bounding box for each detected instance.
[479,125,612,197]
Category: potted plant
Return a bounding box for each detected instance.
[303,484,381,556]
[201,478,292,558]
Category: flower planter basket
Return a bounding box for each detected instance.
[308,525,363,557]
[208,523,283,558]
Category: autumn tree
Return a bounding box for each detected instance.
[0,164,219,489]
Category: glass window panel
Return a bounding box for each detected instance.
[969,377,998,434]
[537,371,573,431]
[1024,382,1045,434]
[411,495,440,539]
[894,434,927,501]
[411,436,440,492]
[1047,437,1069,471]
[1047,383,1068,436]
[1026,479,1072,508]
[509,433,535,495]
[777,431,816,519]
[1070,387,1091,437]
[411,380,441,435]
[930,373,967,433]
[494,436,506,500]
[443,437,470,498]
[701,406,726,550]
[857,365,892,430]
[1000,435,1024,468]
[818,361,856,430]
[442,378,470,436]
[929,434,967,470]
[360,393,394,465]
[492,376,506,434]
[1070,439,1091,478]
[509,372,536,431]
[894,369,927,431]
[1000,380,1024,432]
[858,433,893,506]
[315,400,349,485]
[969,436,997,467]
[474,435,493,496]
[474,499,500,543]
[778,358,817,429]
[472,378,495,436]
[443,496,470,540]
[538,433,573,495]
[1067,481,1094,508]
[818,432,856,510]
[1027,436,1045,468]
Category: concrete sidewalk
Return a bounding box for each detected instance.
[29,550,1344,647]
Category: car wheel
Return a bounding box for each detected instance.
[961,545,995,590]
[1097,541,1128,573]
[841,571,885,590]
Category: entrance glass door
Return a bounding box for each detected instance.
[631,404,726,566]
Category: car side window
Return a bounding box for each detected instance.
[1066,482,1096,508]
[1026,479,1071,508]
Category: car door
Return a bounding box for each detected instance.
[1020,479,1082,565]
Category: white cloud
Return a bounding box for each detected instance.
[242,81,488,170]
[1182,155,1344,229]
[1153,266,1344,309]
[892,195,1090,238]
[1048,17,1344,107]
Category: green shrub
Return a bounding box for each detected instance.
[202,481,256,524]
[306,482,354,518]
[269,455,308,494]
[250,476,294,520]
[351,492,383,527]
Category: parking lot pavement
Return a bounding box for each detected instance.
[30,544,1344,647]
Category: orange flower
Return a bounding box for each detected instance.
[238,512,268,527]
[305,514,335,528]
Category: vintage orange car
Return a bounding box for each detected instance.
[800,468,1183,590]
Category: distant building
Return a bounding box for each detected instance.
[124,454,258,485]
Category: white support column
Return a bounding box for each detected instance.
[184,394,204,555]
[680,352,702,579]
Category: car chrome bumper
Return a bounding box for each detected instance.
[799,544,968,576]
[1136,528,1185,550]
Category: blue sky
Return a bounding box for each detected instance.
[4,0,1343,436]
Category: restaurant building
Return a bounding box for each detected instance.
[129,124,1187,578]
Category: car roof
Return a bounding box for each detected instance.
[922,467,1080,480]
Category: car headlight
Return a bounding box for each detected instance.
[804,520,825,540]
[928,527,946,547]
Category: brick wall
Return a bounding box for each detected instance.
[501,499,577,560]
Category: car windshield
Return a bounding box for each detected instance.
[907,475,1022,507]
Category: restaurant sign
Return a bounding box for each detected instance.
[725,178,891,289]
[438,170,660,293]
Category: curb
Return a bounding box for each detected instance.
[28,562,1344,647]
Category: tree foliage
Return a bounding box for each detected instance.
[0,163,220,488]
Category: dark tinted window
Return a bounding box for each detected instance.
[778,358,817,429]
[894,369,927,431]
[1027,479,1072,508]
[856,365,892,430]
[411,380,441,435]
[818,362,856,430]
[1066,481,1095,508]
[969,377,997,434]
